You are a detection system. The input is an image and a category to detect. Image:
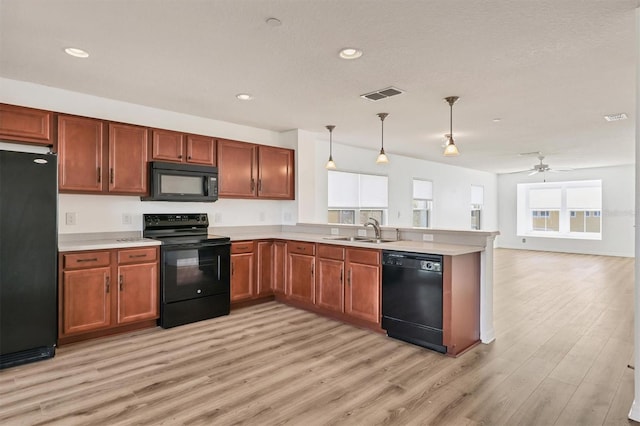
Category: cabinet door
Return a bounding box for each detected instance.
[345,262,380,324]
[62,267,111,335]
[217,139,257,198]
[231,252,254,301]
[0,103,52,145]
[272,241,287,293]
[117,263,159,324]
[287,253,315,304]
[257,146,294,199]
[58,115,105,192]
[316,258,344,312]
[109,123,148,194]
[186,134,216,165]
[151,129,184,162]
[256,241,273,297]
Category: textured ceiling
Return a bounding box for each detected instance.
[0,0,637,173]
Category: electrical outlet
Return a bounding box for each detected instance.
[122,213,132,225]
[65,212,77,226]
[422,234,434,242]
[214,213,222,223]
[259,211,266,222]
[330,228,339,235]
[284,212,292,221]
[357,229,367,237]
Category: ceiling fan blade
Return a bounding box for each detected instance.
[528,170,540,176]
[550,168,574,172]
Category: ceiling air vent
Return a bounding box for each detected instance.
[603,113,628,122]
[360,86,404,102]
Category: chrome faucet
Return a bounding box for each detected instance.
[364,217,382,240]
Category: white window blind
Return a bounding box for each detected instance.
[471,185,484,205]
[566,187,602,209]
[327,171,358,207]
[529,188,561,209]
[412,180,433,199]
[360,174,388,207]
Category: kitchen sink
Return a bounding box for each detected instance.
[324,236,371,242]
[364,239,396,244]
[323,236,395,244]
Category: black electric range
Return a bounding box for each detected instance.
[143,213,231,328]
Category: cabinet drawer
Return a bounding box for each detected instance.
[317,244,345,260]
[347,248,380,265]
[63,251,111,269]
[118,247,157,264]
[231,241,254,254]
[287,241,316,256]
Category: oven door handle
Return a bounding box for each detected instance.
[164,242,230,250]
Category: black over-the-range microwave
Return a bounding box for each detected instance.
[142,161,218,202]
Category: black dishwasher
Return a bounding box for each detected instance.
[381,251,445,353]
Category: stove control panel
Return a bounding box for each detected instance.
[143,213,209,229]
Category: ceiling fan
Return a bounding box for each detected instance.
[525,154,573,176]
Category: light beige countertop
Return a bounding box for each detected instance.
[58,232,161,252]
[220,231,483,256]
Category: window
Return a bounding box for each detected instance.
[471,185,484,230]
[412,179,433,227]
[517,180,602,239]
[328,171,388,225]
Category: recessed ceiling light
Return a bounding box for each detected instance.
[265,17,282,27]
[339,48,363,60]
[64,47,89,58]
[492,118,501,122]
[236,93,253,101]
[603,113,628,122]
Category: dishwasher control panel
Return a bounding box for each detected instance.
[382,251,443,272]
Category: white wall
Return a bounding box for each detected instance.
[0,78,297,233]
[300,138,499,231]
[497,165,635,257]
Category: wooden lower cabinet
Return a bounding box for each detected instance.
[286,242,316,304]
[59,247,159,344]
[272,241,287,293]
[345,249,381,324]
[316,245,345,313]
[255,240,273,297]
[117,262,158,324]
[62,266,111,335]
[231,242,255,302]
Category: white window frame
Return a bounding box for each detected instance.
[412,179,433,228]
[517,180,602,240]
[328,171,388,225]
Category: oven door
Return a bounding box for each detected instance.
[161,242,230,303]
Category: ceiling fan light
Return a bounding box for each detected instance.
[376,149,389,164]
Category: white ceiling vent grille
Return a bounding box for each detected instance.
[603,113,628,122]
[360,86,404,102]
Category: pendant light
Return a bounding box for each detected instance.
[376,112,389,164]
[325,125,337,170]
[443,96,460,156]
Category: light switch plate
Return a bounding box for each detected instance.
[357,229,367,237]
[330,228,339,235]
[422,234,434,242]
[122,213,132,225]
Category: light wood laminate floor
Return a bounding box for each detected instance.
[0,249,636,425]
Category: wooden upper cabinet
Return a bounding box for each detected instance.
[186,134,216,165]
[151,129,184,162]
[258,146,294,199]
[109,123,148,194]
[151,130,216,166]
[58,115,105,193]
[217,139,257,198]
[0,103,53,146]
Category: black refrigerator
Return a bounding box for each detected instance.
[0,149,57,369]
